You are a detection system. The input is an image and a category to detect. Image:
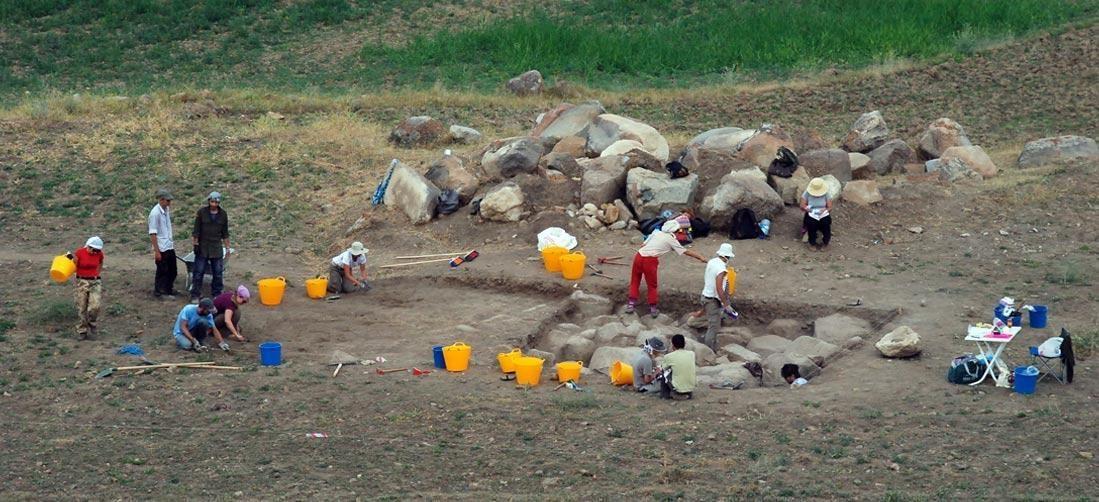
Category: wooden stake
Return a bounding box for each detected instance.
[395,251,469,260]
[379,257,453,269]
[188,365,243,371]
[113,362,216,371]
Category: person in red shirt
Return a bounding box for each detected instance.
[68,236,105,339]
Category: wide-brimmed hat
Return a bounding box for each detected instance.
[716,243,735,259]
[645,337,667,353]
[807,178,828,197]
[85,236,104,250]
[661,220,680,233]
[349,241,367,256]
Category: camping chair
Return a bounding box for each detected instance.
[178,247,234,293]
[1029,328,1074,384]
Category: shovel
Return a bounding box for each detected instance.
[328,350,363,378]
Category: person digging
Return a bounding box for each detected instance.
[631,337,667,393]
[213,285,250,343]
[328,241,370,294]
[625,220,707,317]
[173,298,229,352]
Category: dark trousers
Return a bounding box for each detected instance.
[191,255,224,298]
[804,214,832,246]
[154,249,178,295]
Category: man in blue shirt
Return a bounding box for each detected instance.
[173,298,228,352]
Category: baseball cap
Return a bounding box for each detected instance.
[645,337,666,352]
[207,191,222,202]
[85,236,104,250]
[155,189,174,200]
[198,298,217,314]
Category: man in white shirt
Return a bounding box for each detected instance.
[148,189,177,298]
[626,220,707,317]
[700,243,735,351]
[328,241,369,294]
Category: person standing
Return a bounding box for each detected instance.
[626,220,707,317]
[327,241,370,294]
[69,236,105,340]
[700,243,736,351]
[191,191,231,303]
[148,189,177,298]
[213,285,250,342]
[800,178,833,251]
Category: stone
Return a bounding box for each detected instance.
[940,145,998,179]
[562,336,597,364]
[600,203,620,224]
[792,128,827,153]
[388,116,446,148]
[580,155,629,206]
[734,125,795,168]
[537,101,606,144]
[588,346,643,374]
[727,166,768,185]
[867,139,915,175]
[699,171,784,229]
[527,348,556,368]
[845,336,864,350]
[578,202,598,217]
[569,290,613,319]
[383,161,441,224]
[536,329,572,359]
[767,319,805,340]
[586,114,670,163]
[842,111,889,153]
[697,364,752,389]
[746,335,792,358]
[600,140,646,158]
[448,125,482,144]
[556,323,583,334]
[786,336,840,362]
[762,352,821,387]
[506,69,543,96]
[685,314,708,329]
[918,118,972,160]
[424,155,480,205]
[848,152,873,180]
[716,327,754,347]
[625,168,700,220]
[682,338,718,366]
[530,103,574,138]
[479,182,526,222]
[684,127,754,152]
[875,325,922,358]
[842,180,883,206]
[926,157,980,183]
[582,215,603,230]
[621,148,664,173]
[767,166,811,206]
[608,221,627,231]
[722,343,761,363]
[820,175,843,200]
[613,199,633,223]
[1018,135,1099,168]
[800,148,852,182]
[481,137,544,180]
[813,314,872,346]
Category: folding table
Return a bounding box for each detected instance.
[965,325,1022,388]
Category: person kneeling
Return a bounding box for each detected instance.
[328,241,369,294]
[213,285,250,342]
[660,334,696,400]
[782,363,809,388]
[173,298,229,352]
[632,337,667,393]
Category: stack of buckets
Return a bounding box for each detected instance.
[542,246,586,281]
[432,342,472,372]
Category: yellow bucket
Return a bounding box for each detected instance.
[541,246,567,272]
[497,348,522,374]
[559,251,586,280]
[443,342,472,372]
[610,360,634,386]
[556,361,583,383]
[305,276,328,299]
[257,277,287,306]
[514,356,544,386]
[50,255,76,283]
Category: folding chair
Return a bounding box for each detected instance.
[1029,328,1074,384]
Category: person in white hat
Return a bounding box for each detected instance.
[67,236,105,339]
[328,241,370,294]
[626,219,707,317]
[800,177,833,250]
[699,243,737,351]
[190,191,231,303]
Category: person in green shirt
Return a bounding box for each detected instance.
[660,334,696,400]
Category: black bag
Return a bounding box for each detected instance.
[767,146,799,178]
[665,161,689,179]
[638,217,665,236]
[728,208,761,240]
[689,217,711,238]
[946,355,986,385]
[437,189,460,215]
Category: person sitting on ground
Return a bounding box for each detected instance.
[626,220,707,317]
[800,177,833,251]
[632,337,667,393]
[173,298,229,352]
[782,363,809,388]
[660,334,697,400]
[328,241,369,294]
[213,285,250,342]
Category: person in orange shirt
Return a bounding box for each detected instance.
[68,236,105,340]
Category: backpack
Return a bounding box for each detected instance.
[437,189,460,215]
[689,217,711,238]
[946,355,986,384]
[665,160,689,179]
[637,217,665,236]
[728,208,761,240]
[767,146,799,178]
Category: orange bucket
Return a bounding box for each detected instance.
[50,255,76,283]
[514,356,544,386]
[541,246,567,272]
[496,348,522,373]
[556,361,583,383]
[610,360,634,386]
[559,252,586,281]
[442,342,472,372]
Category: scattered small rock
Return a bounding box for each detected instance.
[907,226,924,234]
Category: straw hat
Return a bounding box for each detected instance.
[807,177,828,197]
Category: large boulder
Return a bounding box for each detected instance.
[551,135,589,158]
[734,125,795,167]
[536,101,606,144]
[625,168,700,220]
[536,329,572,360]
[699,171,784,229]
[925,157,981,183]
[383,161,440,224]
[746,335,792,358]
[589,346,643,374]
[813,314,872,346]
[875,326,921,358]
[842,111,889,153]
[601,140,646,158]
[561,336,597,364]
[820,175,843,201]
[1017,135,1098,168]
[848,152,873,180]
[792,128,827,153]
[800,148,852,182]
[683,339,718,366]
[586,114,670,163]
[506,69,543,96]
[716,327,754,347]
[767,319,805,340]
[424,155,480,205]
[389,116,446,148]
[622,148,664,173]
[917,118,972,160]
[762,352,821,386]
[842,180,883,206]
[679,146,757,188]
[684,127,754,153]
[867,139,915,175]
[786,336,841,362]
[479,182,526,222]
[940,145,998,179]
[697,363,752,388]
[580,155,629,206]
[481,137,544,180]
[767,166,811,206]
[569,290,614,319]
[722,343,761,363]
[448,125,482,145]
[539,152,583,178]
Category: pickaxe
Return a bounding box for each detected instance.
[597,256,626,265]
[585,263,614,280]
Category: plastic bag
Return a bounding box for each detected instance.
[536,227,577,251]
[437,189,460,215]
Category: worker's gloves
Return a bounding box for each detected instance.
[359,281,371,291]
[193,343,209,353]
[218,342,230,352]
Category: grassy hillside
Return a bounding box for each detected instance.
[2,0,1096,98]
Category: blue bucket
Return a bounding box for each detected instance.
[994,306,1023,327]
[1029,305,1048,329]
[432,345,447,369]
[259,341,282,366]
[1014,366,1039,395]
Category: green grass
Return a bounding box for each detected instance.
[1,0,1095,97]
[26,300,78,325]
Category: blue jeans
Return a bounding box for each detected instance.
[174,324,209,349]
[191,255,224,298]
